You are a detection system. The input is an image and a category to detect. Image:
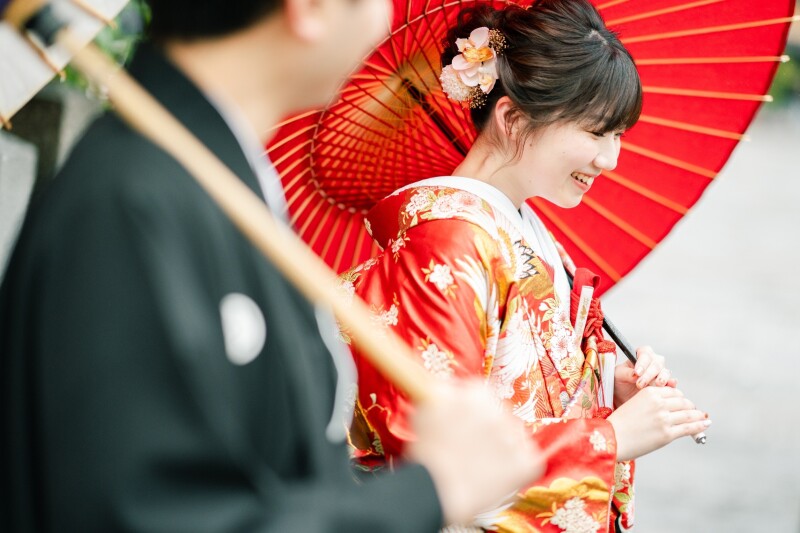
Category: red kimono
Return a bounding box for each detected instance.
[343,178,635,532]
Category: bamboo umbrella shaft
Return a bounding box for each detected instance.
[60,31,435,404]
[2,0,45,28]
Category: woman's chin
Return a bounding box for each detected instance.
[551,195,584,209]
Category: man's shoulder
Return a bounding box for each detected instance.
[15,114,216,258]
[61,113,186,186]
[43,113,207,216]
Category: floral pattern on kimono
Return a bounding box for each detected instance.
[344,185,635,532]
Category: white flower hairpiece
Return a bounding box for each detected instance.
[440,27,507,108]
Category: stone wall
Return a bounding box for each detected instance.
[0,81,100,280]
[0,131,36,276]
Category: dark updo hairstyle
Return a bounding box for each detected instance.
[441,0,642,141]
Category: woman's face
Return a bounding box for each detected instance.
[501,120,622,208]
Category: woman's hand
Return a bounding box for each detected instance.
[613,345,677,407]
[607,386,710,461]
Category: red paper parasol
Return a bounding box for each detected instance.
[268,0,796,295]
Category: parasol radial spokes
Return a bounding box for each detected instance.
[269,0,797,292]
[0,0,128,127]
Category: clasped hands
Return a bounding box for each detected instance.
[608,346,711,461]
[404,347,711,524]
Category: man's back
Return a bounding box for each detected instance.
[0,44,441,532]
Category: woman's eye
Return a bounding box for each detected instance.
[588,130,624,138]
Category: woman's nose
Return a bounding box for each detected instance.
[594,136,620,171]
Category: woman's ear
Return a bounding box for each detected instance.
[488,96,522,157]
[492,96,518,140]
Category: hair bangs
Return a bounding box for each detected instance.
[577,53,642,133]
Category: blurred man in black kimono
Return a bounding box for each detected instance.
[0,0,542,531]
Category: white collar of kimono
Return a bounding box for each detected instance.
[396,176,572,313]
[203,89,289,222]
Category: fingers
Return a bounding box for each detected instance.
[652,368,672,387]
[618,360,635,371]
[634,345,666,388]
[663,396,711,441]
[671,416,712,440]
[663,395,695,412]
[650,385,685,399]
[633,345,654,376]
[668,407,704,425]
[614,363,638,385]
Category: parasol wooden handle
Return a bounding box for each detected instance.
[54,32,435,404]
[2,0,45,28]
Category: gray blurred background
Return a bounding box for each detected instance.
[603,18,800,533]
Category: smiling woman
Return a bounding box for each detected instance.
[457,116,623,208]
[341,1,709,532]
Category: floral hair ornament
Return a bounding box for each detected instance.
[440,27,507,108]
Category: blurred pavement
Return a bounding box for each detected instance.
[603,105,800,532]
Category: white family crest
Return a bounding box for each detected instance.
[219,292,267,365]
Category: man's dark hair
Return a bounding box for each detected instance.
[147,0,282,41]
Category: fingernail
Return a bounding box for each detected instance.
[636,379,644,388]
[703,419,712,427]
[634,366,642,375]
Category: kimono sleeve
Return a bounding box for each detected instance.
[349,218,497,459]
[493,419,623,532]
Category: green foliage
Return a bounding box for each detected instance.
[768,44,800,106]
[63,0,150,96]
